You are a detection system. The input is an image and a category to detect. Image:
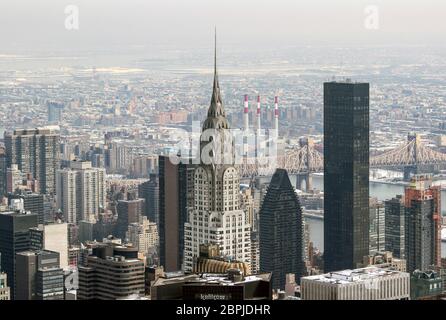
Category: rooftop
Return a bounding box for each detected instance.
[303,266,408,285]
[153,272,271,287]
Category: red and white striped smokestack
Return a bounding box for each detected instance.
[243,94,249,131]
[274,96,279,134]
[256,95,261,131]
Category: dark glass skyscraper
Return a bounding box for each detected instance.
[138,176,159,224]
[404,177,440,273]
[324,81,370,272]
[158,155,195,272]
[259,169,304,290]
[0,212,39,299]
[385,196,406,259]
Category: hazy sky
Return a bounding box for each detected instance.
[1,0,445,52]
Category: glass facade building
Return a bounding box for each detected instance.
[324,81,370,272]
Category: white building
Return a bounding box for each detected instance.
[126,216,159,255]
[56,169,77,223]
[183,45,251,273]
[31,222,69,269]
[301,266,410,300]
[56,161,106,223]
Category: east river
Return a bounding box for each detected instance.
[304,174,446,257]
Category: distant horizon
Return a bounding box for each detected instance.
[1,0,446,53]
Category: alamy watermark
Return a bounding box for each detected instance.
[168,121,278,168]
[364,5,380,30]
[65,5,79,30]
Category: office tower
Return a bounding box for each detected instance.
[405,176,441,273]
[259,169,304,289]
[324,81,370,272]
[115,198,144,239]
[369,199,385,254]
[301,266,410,300]
[15,250,64,300]
[29,222,69,269]
[72,160,106,222]
[56,160,106,224]
[138,176,159,224]
[0,211,38,299]
[47,102,64,123]
[0,149,7,198]
[8,191,45,224]
[0,272,11,300]
[5,126,60,195]
[56,169,77,223]
[183,36,251,273]
[159,155,195,272]
[385,195,406,259]
[77,243,145,300]
[126,216,159,257]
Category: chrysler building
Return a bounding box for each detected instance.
[183,32,251,272]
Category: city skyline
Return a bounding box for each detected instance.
[1,1,446,306]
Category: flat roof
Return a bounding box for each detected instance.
[153,273,271,287]
[302,267,408,285]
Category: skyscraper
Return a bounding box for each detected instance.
[369,199,385,254]
[138,176,159,224]
[5,126,60,195]
[115,198,144,239]
[259,168,304,289]
[56,160,106,224]
[405,176,441,273]
[158,156,195,272]
[324,81,370,272]
[183,33,251,272]
[385,195,406,259]
[0,148,7,199]
[0,211,39,299]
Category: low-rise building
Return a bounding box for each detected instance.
[410,270,444,300]
[151,269,272,300]
[301,266,410,300]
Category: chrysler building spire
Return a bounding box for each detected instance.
[203,28,229,130]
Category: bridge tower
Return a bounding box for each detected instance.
[404,133,420,181]
[295,137,313,191]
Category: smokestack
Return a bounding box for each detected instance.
[256,95,261,132]
[244,94,249,131]
[274,96,279,134]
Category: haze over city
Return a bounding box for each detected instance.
[1,0,446,307]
